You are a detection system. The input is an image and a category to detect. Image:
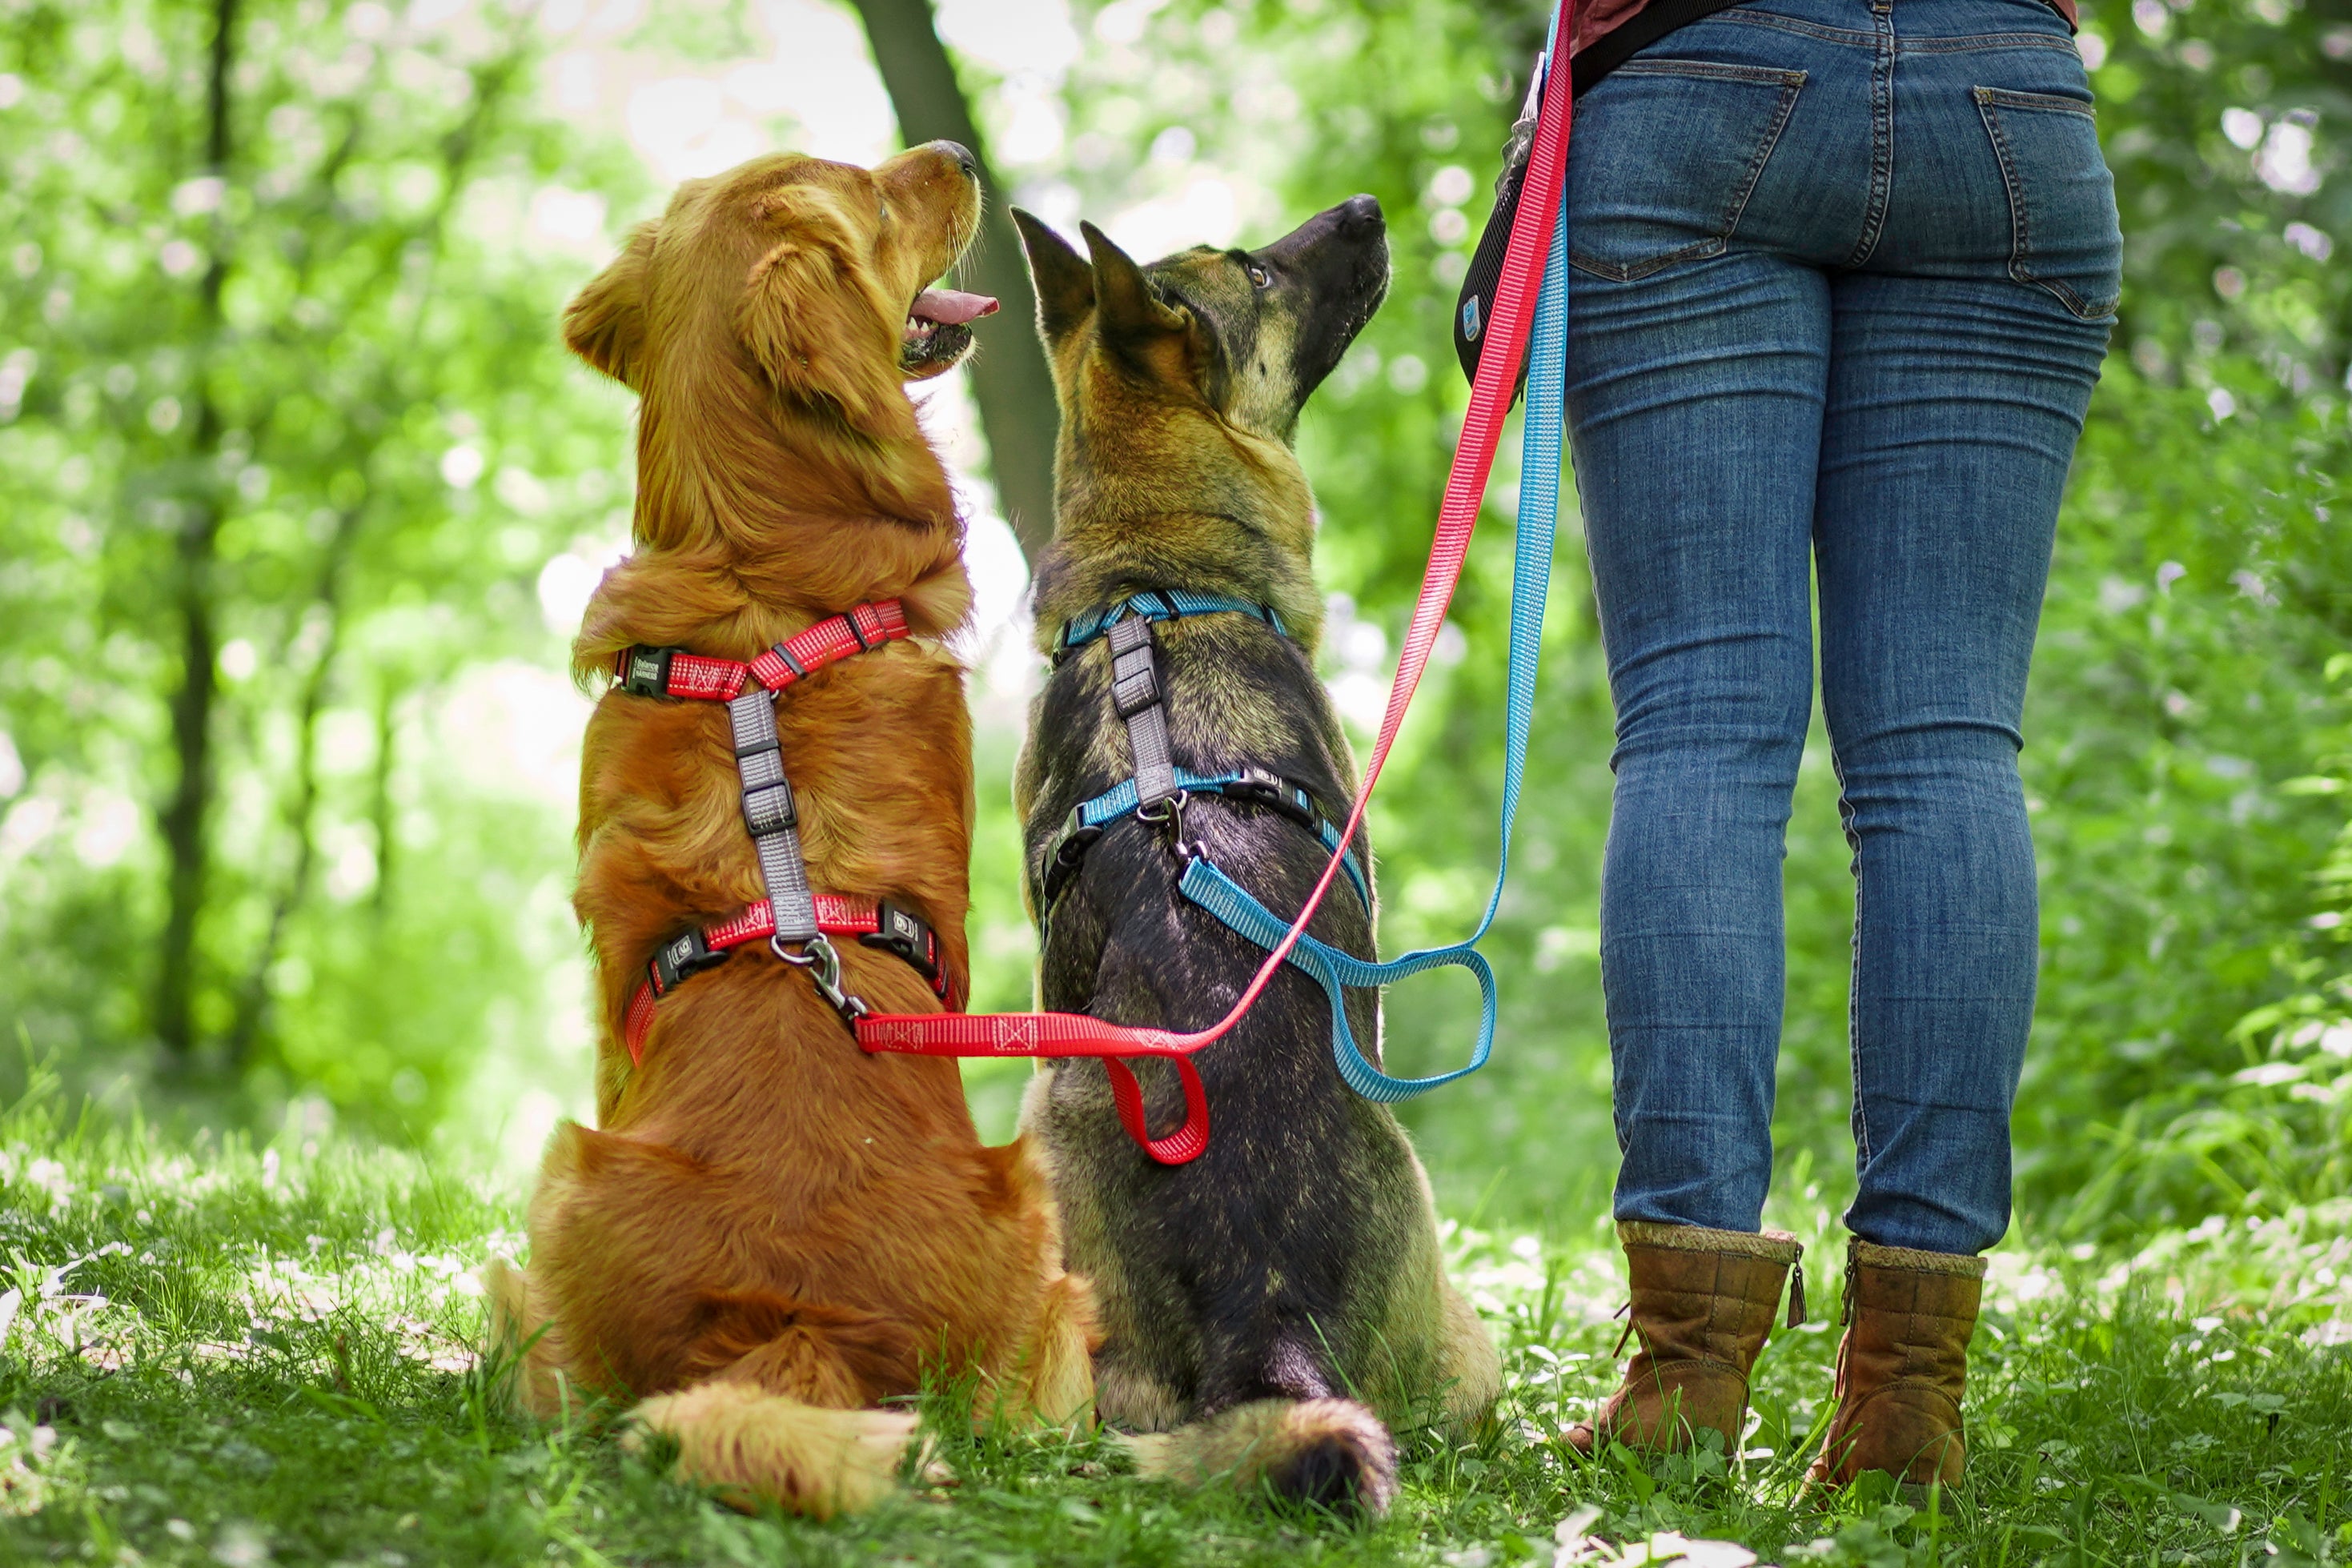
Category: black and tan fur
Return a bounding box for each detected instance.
[1008,199,1500,1515]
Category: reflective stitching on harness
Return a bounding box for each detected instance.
[622,893,956,1064]
[609,600,954,1060]
[1036,766,1375,927]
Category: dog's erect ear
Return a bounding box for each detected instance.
[1013,208,1094,343]
[1081,221,1190,351]
[564,221,657,388]
[740,186,897,437]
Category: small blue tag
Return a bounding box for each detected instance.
[1460,296,1483,342]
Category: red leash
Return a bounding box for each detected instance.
[852,36,1579,1165]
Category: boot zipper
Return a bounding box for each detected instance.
[1787,1253,1806,1329]
[1829,1246,1860,1392]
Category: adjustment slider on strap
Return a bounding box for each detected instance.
[1221,766,1319,831]
[766,642,809,682]
[1108,620,1159,718]
[742,771,797,835]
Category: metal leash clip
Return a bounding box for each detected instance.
[772,931,870,1029]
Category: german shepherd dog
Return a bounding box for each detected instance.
[1008,199,1500,1514]
[487,146,1094,1518]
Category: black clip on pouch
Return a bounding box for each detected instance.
[1451,49,1554,401]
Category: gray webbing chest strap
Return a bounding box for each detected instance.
[728,689,819,946]
[1106,616,1181,810]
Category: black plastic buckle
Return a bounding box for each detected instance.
[1040,809,1105,909]
[648,927,730,996]
[620,646,683,698]
[1222,766,1318,830]
[861,899,942,988]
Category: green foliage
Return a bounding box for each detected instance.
[0,0,642,1129]
[2018,373,2350,1236]
[0,0,2345,1248]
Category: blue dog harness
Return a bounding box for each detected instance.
[1042,589,1498,1104]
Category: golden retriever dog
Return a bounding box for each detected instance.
[485,143,1094,1518]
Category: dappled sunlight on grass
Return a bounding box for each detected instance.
[2,1077,2347,1564]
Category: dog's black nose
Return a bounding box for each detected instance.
[931,140,981,179]
[1339,194,1383,231]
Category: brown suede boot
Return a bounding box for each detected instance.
[1564,1222,1804,1458]
[1804,1238,1986,1494]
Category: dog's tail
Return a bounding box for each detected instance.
[1128,1396,1399,1515]
[481,1255,575,1420]
[624,1382,919,1518]
[485,1260,922,1518]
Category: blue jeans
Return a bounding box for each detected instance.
[1565,0,2121,1254]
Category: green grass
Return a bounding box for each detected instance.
[2,1081,2350,1567]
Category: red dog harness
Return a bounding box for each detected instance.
[611,599,959,1065]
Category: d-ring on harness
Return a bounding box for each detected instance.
[612,600,958,1066]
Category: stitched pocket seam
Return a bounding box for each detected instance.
[1973,85,2115,319]
[1901,33,2082,57]
[1715,10,1878,47]
[1976,84,2095,114]
[1615,58,1810,86]
[1571,70,1808,283]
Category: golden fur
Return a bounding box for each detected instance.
[487,146,1094,1518]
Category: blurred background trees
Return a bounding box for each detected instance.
[0,0,644,1144]
[0,0,2344,1246]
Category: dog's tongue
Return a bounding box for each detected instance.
[911,288,998,326]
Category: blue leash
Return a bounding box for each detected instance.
[1167,178,1569,1103]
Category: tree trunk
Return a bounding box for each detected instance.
[217,56,516,1070]
[155,0,240,1061]
[223,507,363,1069]
[849,0,1061,563]
[370,684,398,924]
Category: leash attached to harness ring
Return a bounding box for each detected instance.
[853,0,1578,1163]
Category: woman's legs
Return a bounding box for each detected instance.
[1813,273,2109,1255]
[1812,0,2119,1252]
[1562,0,2117,1476]
[1567,0,2117,1248]
[1569,251,1832,1234]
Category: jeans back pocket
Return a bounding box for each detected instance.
[1569,59,1806,283]
[1973,86,2123,320]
